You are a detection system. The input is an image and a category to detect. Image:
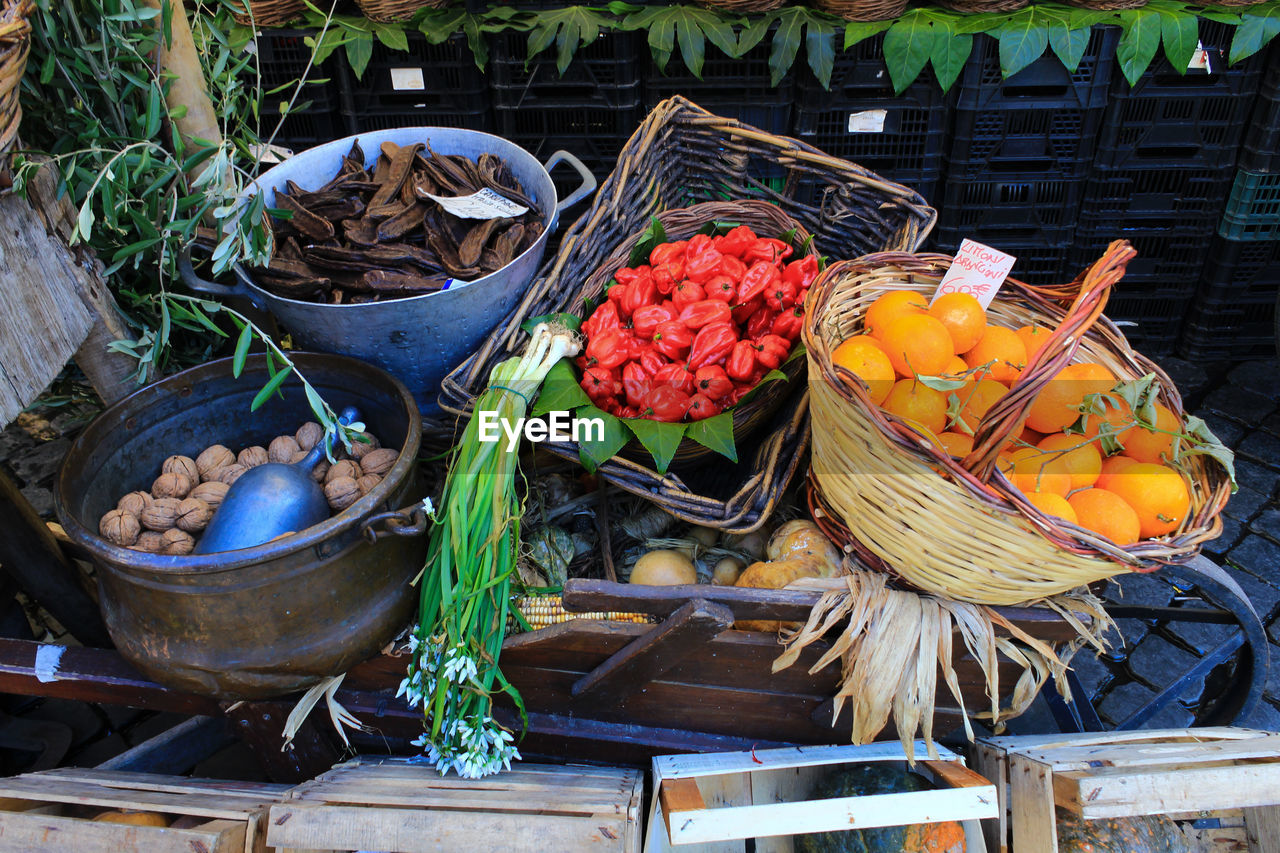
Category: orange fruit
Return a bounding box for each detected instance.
[832,335,895,405]
[1106,463,1191,539]
[1121,403,1180,464]
[1017,325,1051,363]
[1036,433,1102,491]
[1006,445,1071,497]
[1026,362,1117,433]
[1096,455,1140,491]
[963,325,1027,384]
[928,292,987,355]
[942,355,969,378]
[1025,491,1078,524]
[881,378,948,436]
[1068,488,1141,546]
[938,431,975,458]
[955,379,1009,433]
[1080,400,1134,446]
[1019,425,1046,446]
[879,314,955,378]
[865,290,927,338]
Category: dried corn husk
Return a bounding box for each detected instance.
[776,570,1113,762]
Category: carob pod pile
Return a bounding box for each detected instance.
[250,140,544,304]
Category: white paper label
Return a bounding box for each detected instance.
[390,67,426,91]
[847,110,887,133]
[932,239,1016,309]
[1188,41,1211,72]
[34,644,65,683]
[427,187,529,220]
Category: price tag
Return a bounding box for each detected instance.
[390,67,426,91]
[932,239,1016,309]
[427,188,529,220]
[847,110,887,133]
[1188,41,1212,72]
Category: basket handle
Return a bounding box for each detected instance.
[961,240,1137,482]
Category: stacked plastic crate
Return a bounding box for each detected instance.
[792,34,951,204]
[1075,21,1263,355]
[930,29,1118,288]
[1180,48,1280,359]
[342,33,491,133]
[251,29,351,153]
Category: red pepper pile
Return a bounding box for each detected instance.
[576,226,818,422]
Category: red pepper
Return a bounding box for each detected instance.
[746,305,778,340]
[671,279,706,308]
[652,321,693,361]
[614,265,650,287]
[688,322,738,370]
[601,396,622,416]
[585,329,631,370]
[685,393,722,421]
[607,282,629,308]
[621,269,658,317]
[746,238,793,264]
[717,254,747,283]
[795,288,809,308]
[649,240,688,268]
[684,248,724,284]
[643,385,690,423]
[726,340,757,382]
[622,362,652,409]
[617,405,640,419]
[737,260,781,304]
[573,354,590,371]
[685,233,713,257]
[639,346,667,377]
[580,366,621,402]
[679,299,733,330]
[771,305,804,341]
[652,264,676,295]
[582,301,622,339]
[764,277,798,312]
[716,225,757,258]
[783,255,818,288]
[631,303,678,338]
[694,365,733,401]
[753,334,791,370]
[653,362,695,396]
[704,275,736,302]
[731,295,764,326]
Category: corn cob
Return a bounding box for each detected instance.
[515,595,654,630]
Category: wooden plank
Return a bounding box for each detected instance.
[0,811,244,853]
[266,802,631,852]
[1245,805,1280,853]
[751,766,825,853]
[30,768,289,800]
[1021,737,1280,772]
[984,727,1263,753]
[572,599,734,701]
[972,742,1009,853]
[225,701,340,785]
[661,778,706,842]
[94,716,236,775]
[0,777,269,819]
[1008,753,1058,853]
[655,743,963,780]
[921,760,995,791]
[288,781,638,815]
[1059,763,1280,819]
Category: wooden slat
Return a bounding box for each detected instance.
[972,742,1009,853]
[1009,753,1058,853]
[660,778,706,842]
[982,727,1263,753]
[920,760,995,791]
[0,777,269,820]
[0,812,244,853]
[1245,805,1280,853]
[32,768,290,800]
[1057,763,1280,819]
[289,779,637,814]
[1019,738,1280,772]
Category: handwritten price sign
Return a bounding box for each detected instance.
[931,240,1016,309]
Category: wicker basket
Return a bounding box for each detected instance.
[810,0,907,21]
[802,243,1232,606]
[696,0,787,12]
[0,0,32,158]
[1188,0,1264,6]
[935,0,1029,11]
[439,96,935,533]
[578,201,811,470]
[1064,0,1147,9]
[230,0,306,25]
[354,0,449,22]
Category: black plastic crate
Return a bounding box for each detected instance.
[1104,286,1197,356]
[350,105,492,134]
[793,85,949,176]
[947,106,1104,178]
[1180,237,1280,359]
[263,108,348,154]
[930,227,1071,287]
[489,31,641,110]
[1240,57,1280,172]
[494,99,642,161]
[1071,217,1212,286]
[935,175,1082,244]
[253,28,340,109]
[1218,169,1280,241]
[956,27,1119,111]
[1083,163,1234,223]
[643,31,794,134]
[345,32,487,115]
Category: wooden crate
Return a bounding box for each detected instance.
[973,727,1280,853]
[265,755,645,852]
[0,767,290,853]
[644,741,998,853]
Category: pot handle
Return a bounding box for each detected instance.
[361,502,430,544]
[178,247,267,312]
[544,150,597,222]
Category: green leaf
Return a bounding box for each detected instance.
[576,405,630,472]
[844,20,892,50]
[523,7,615,74]
[734,367,789,407]
[1159,9,1198,73]
[996,13,1050,78]
[532,359,592,418]
[250,366,292,412]
[684,411,737,462]
[769,10,805,88]
[915,374,970,392]
[1181,414,1237,489]
[628,216,666,266]
[346,31,374,78]
[232,323,253,377]
[1117,8,1163,86]
[805,14,837,89]
[930,30,970,92]
[624,417,685,474]
[303,383,328,424]
[737,13,774,55]
[1048,23,1089,73]
[883,13,938,94]
[1232,8,1280,65]
[521,312,583,334]
[75,202,94,243]
[372,22,409,52]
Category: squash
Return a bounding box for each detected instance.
[1055,808,1190,852]
[795,764,966,853]
[92,809,169,827]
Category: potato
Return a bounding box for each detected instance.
[630,550,697,586]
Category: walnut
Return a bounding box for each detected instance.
[357,473,382,495]
[188,481,229,511]
[348,432,380,460]
[116,491,151,517]
[140,497,182,531]
[99,509,140,546]
[152,471,192,500]
[360,448,396,477]
[237,446,269,468]
[324,476,361,511]
[161,528,195,555]
[196,445,235,480]
[295,422,324,451]
[214,464,247,486]
[131,530,166,553]
[175,498,213,533]
[162,455,200,483]
[325,459,361,484]
[268,435,300,464]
